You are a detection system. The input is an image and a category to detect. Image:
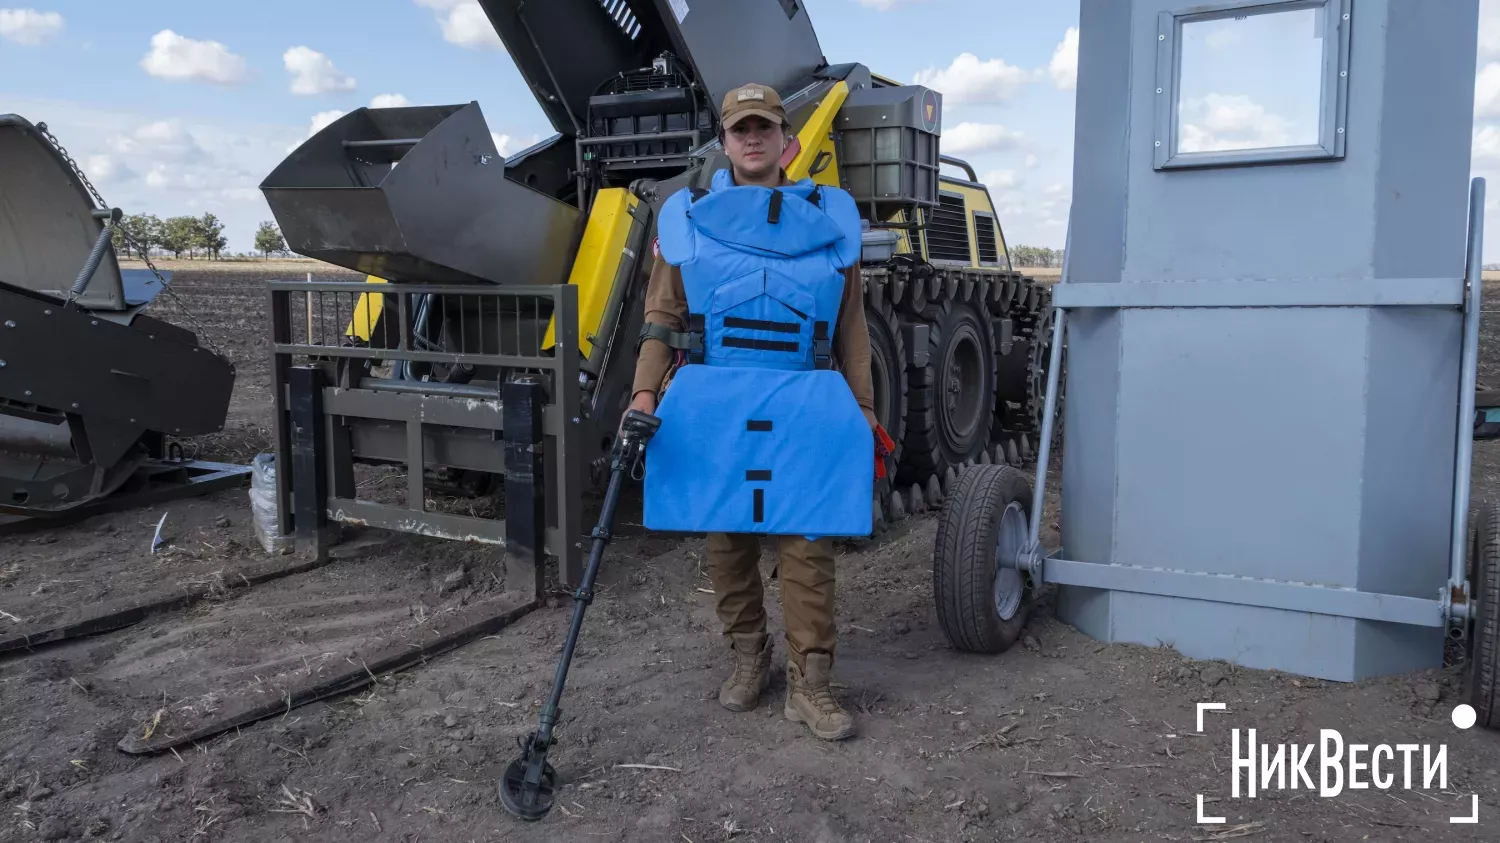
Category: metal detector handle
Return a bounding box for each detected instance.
[614,409,661,476]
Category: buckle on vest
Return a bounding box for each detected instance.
[687,313,706,364]
[814,321,832,370]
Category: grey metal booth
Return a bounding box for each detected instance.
[1011,0,1486,683]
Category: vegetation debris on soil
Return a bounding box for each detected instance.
[2,261,1499,842]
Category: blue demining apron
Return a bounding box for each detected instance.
[642,169,874,538]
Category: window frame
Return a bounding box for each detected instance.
[1153,0,1353,171]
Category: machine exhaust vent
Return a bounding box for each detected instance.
[598,0,642,40]
[973,211,999,266]
[922,191,971,264]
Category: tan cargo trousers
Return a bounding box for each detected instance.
[705,531,836,668]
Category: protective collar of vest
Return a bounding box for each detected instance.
[657,170,863,269]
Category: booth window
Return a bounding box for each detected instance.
[1154,0,1351,170]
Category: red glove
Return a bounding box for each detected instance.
[874,423,896,480]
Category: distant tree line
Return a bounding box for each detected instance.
[110,212,228,260]
[1008,245,1065,268]
[107,215,292,260]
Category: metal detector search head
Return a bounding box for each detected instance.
[499,734,558,820]
[500,406,661,822]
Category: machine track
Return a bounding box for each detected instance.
[861,261,1055,526]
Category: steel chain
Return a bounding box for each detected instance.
[35,121,229,361]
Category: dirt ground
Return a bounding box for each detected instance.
[3,266,1500,843]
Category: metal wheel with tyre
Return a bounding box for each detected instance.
[899,298,997,486]
[933,462,1034,653]
[1470,498,1500,730]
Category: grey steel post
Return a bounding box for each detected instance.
[1450,176,1486,627]
[1024,218,1071,574]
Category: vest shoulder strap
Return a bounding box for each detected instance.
[656,187,697,265]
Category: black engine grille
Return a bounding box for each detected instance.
[923,193,971,264]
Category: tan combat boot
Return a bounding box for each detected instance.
[719,632,771,711]
[784,652,856,740]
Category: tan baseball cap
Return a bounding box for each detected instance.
[721,83,787,130]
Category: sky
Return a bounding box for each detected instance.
[0,0,1495,257]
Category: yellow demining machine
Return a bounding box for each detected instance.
[256,0,1058,591]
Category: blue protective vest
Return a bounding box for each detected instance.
[642,169,874,537]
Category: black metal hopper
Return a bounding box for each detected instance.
[260,102,582,285]
[0,114,244,527]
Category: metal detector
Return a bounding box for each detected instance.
[499,408,661,820]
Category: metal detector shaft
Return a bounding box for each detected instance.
[534,456,629,741]
[502,409,659,820]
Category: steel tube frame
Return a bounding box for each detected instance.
[575,130,701,148]
[1044,558,1444,627]
[1019,185,1482,630]
[342,138,422,149]
[1024,221,1070,571]
[1449,176,1486,626]
[356,377,502,399]
[267,280,584,585]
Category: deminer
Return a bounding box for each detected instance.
[626,82,896,740]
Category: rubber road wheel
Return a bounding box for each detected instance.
[900,298,997,486]
[933,463,1034,653]
[865,298,907,477]
[1470,499,1500,730]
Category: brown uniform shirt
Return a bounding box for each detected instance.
[630,249,877,430]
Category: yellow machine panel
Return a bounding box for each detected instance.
[543,187,641,357]
[786,81,848,188]
[345,275,388,341]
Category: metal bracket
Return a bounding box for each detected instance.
[993,317,1013,356]
[902,323,930,368]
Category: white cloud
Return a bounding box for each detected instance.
[1048,27,1078,91]
[1178,93,1293,153]
[854,0,920,9]
[8,96,309,254]
[1025,153,1039,168]
[1478,63,1500,120]
[1476,125,1500,164]
[1483,0,1500,58]
[913,53,1030,104]
[0,8,63,45]
[982,170,1020,190]
[941,122,1024,155]
[145,165,171,190]
[284,46,356,95]
[110,120,208,165]
[491,132,542,157]
[370,93,413,108]
[86,154,133,182]
[140,30,248,84]
[414,0,503,50]
[307,109,346,138]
